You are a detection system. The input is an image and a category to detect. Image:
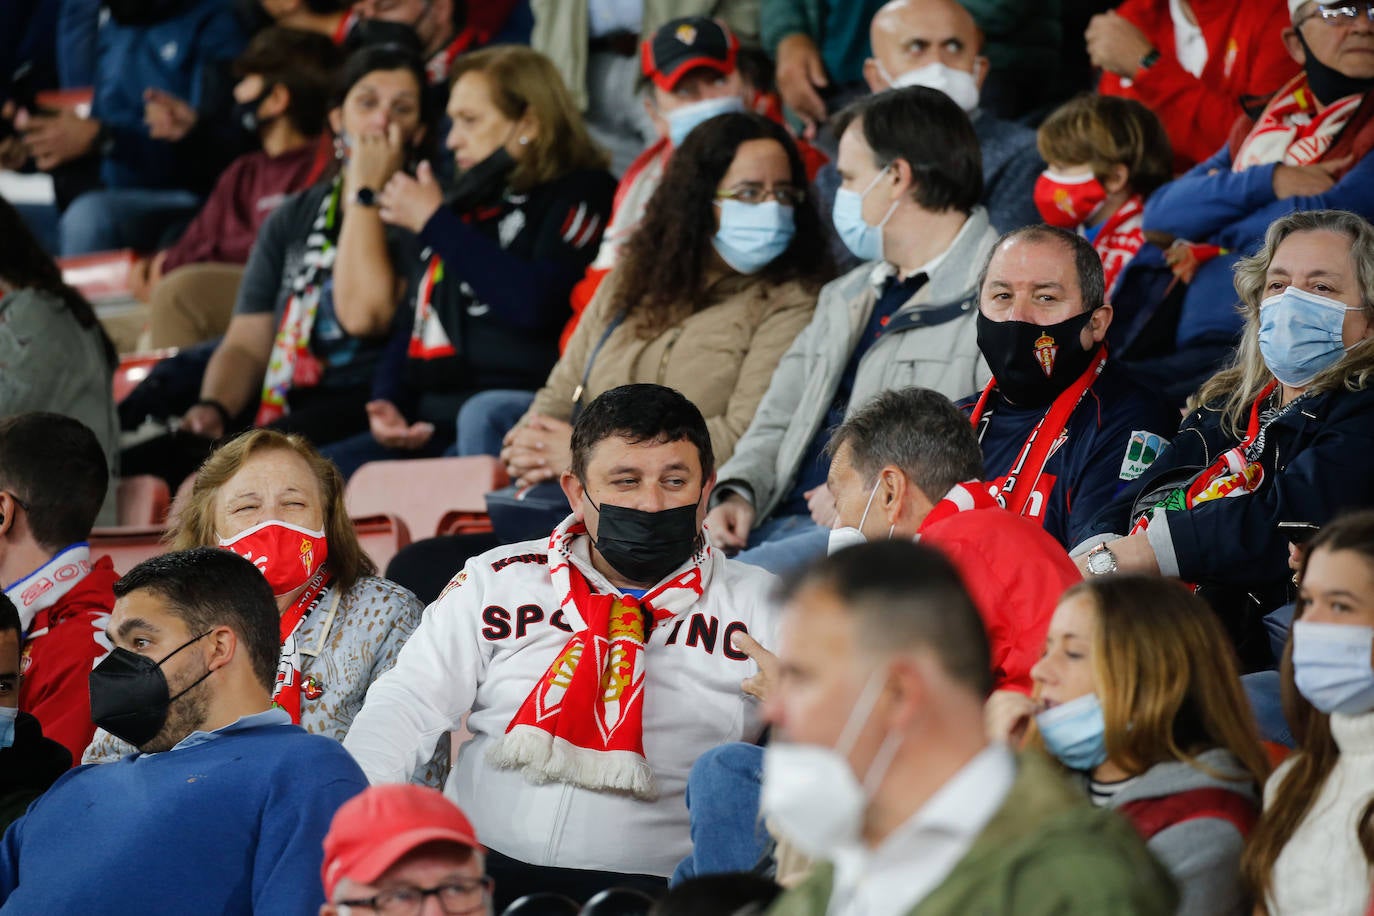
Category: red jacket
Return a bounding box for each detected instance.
[921,508,1080,694]
[1098,0,1297,170]
[18,557,119,766]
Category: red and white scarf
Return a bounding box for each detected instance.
[4,544,94,632]
[272,566,332,723]
[917,482,1003,535]
[487,516,711,799]
[1093,195,1145,301]
[1233,73,1363,172]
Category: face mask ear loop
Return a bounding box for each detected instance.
[845,478,881,536]
[834,668,891,759]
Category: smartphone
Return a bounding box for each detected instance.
[1278,521,1321,545]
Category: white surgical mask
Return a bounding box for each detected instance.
[877,59,981,113]
[666,95,746,148]
[760,671,903,860]
[827,479,893,555]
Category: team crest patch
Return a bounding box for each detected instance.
[1120,430,1167,481]
[437,569,468,601]
[675,23,697,45]
[1034,332,1058,377]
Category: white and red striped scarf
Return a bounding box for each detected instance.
[1093,195,1145,301]
[487,515,710,799]
[917,482,1003,535]
[1233,73,1363,172]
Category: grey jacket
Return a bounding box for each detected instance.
[1107,749,1260,916]
[716,208,997,523]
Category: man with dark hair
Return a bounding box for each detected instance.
[705,85,997,574]
[0,593,70,833]
[0,412,119,764]
[763,540,1177,915]
[0,548,368,912]
[964,224,1177,548]
[345,384,778,906]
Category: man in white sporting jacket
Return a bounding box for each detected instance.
[343,383,777,906]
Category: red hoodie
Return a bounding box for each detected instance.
[1099,0,1297,170]
[19,556,119,766]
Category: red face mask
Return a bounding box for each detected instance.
[219,520,329,597]
[1034,169,1107,229]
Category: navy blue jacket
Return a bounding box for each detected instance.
[960,356,1179,548]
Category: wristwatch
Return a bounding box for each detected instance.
[1139,48,1161,71]
[1085,543,1119,576]
[355,186,378,207]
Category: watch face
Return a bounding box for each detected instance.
[1088,550,1114,575]
[356,187,376,206]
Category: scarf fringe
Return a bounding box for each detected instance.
[488,727,658,800]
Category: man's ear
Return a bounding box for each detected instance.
[262,83,291,122]
[1281,26,1306,66]
[884,655,930,731]
[205,626,238,674]
[560,470,586,521]
[878,466,906,526]
[701,470,718,507]
[887,157,915,203]
[1086,302,1114,344]
[862,57,886,94]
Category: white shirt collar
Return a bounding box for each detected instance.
[868,215,970,290]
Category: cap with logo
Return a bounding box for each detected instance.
[641,16,739,92]
[321,784,483,899]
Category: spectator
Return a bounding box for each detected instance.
[989,577,1269,916]
[965,225,1177,548]
[0,593,70,834]
[703,86,997,575]
[0,413,118,765]
[0,197,118,526]
[1077,210,1374,670]
[344,385,778,906]
[762,541,1178,914]
[84,429,446,783]
[354,0,521,93]
[1140,0,1374,399]
[815,0,1043,256]
[1242,511,1374,915]
[258,0,356,42]
[762,0,887,139]
[15,0,249,255]
[124,26,343,352]
[0,549,369,911]
[1091,0,1297,171]
[389,111,829,603]
[119,44,435,490]
[318,45,615,476]
[320,784,493,916]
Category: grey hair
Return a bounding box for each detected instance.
[1192,209,1374,436]
[827,387,984,500]
[976,224,1107,314]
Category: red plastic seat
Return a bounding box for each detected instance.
[89,526,168,575]
[115,475,171,527]
[351,514,412,571]
[345,456,507,538]
[112,349,179,405]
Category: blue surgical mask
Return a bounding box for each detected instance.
[712,199,795,275]
[832,166,899,262]
[667,95,746,148]
[1292,620,1374,715]
[0,707,17,751]
[1258,286,1362,387]
[1036,692,1108,771]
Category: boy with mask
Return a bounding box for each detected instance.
[343,384,777,905]
[0,549,368,912]
[965,225,1177,548]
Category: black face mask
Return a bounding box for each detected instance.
[1297,28,1374,107]
[232,84,275,135]
[588,496,702,586]
[976,309,1099,409]
[89,631,213,748]
[448,146,516,212]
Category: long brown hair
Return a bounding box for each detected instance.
[169,429,375,591]
[1242,511,1374,910]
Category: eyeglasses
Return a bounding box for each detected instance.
[715,184,806,207]
[1299,2,1374,26]
[338,877,494,915]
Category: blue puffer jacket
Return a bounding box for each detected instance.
[92,0,246,191]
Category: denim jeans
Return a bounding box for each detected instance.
[60,187,201,256]
[733,514,831,576]
[671,742,768,886]
[320,430,452,480]
[1242,670,1294,748]
[451,389,536,457]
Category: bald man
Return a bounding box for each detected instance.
[815,0,1042,269]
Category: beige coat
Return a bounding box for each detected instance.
[529,271,816,464]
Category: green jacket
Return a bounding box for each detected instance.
[768,752,1179,916]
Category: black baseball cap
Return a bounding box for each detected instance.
[641,17,739,92]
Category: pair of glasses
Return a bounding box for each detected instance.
[338,877,494,915]
[716,185,806,207]
[1301,2,1374,25]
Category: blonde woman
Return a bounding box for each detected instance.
[84,430,446,785]
[988,576,1270,916]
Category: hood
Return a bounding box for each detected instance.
[1110,748,1260,807]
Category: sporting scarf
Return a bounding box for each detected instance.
[487,515,710,799]
[1232,73,1363,172]
[917,482,1003,534]
[4,543,93,632]
[256,178,342,426]
[1093,195,1145,301]
[969,347,1109,520]
[272,566,332,723]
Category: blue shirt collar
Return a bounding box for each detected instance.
[153,706,292,756]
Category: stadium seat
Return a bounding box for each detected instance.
[351,514,412,571]
[113,349,179,405]
[89,526,168,575]
[115,475,171,527]
[346,456,507,538]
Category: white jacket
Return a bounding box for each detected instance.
[342,523,778,877]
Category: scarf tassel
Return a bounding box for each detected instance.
[487,726,658,800]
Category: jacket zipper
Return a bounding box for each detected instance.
[543,781,574,863]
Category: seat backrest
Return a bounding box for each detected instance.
[346,456,507,539]
[89,526,169,575]
[351,514,412,572]
[116,475,171,527]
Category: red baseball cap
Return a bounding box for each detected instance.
[321,785,483,899]
[641,17,739,92]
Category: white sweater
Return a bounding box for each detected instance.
[1267,712,1374,915]
[342,526,777,877]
